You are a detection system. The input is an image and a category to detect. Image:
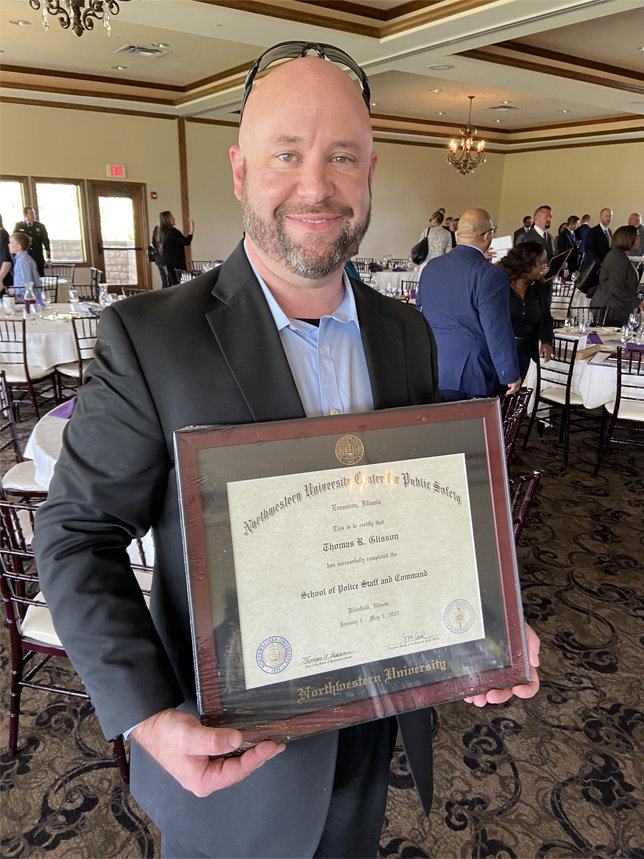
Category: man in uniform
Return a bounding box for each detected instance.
[35,45,540,859]
[13,206,51,276]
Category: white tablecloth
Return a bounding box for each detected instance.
[24,410,155,565]
[372,271,419,293]
[2,304,78,370]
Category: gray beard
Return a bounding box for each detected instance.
[241,188,371,280]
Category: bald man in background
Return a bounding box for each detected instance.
[417,208,520,402]
[35,49,539,859]
[627,213,644,261]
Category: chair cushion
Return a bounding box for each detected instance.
[541,386,583,406]
[2,460,48,493]
[20,593,62,647]
[55,359,93,377]
[0,364,54,383]
[604,398,644,422]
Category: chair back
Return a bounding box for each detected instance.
[400,280,417,301]
[71,316,98,382]
[508,471,542,543]
[50,263,75,283]
[550,282,576,318]
[0,371,23,463]
[0,318,28,371]
[190,261,214,272]
[572,306,609,328]
[75,284,100,302]
[90,267,103,287]
[614,347,644,414]
[539,335,578,402]
[159,266,171,288]
[501,388,532,462]
[40,276,59,304]
[179,270,198,283]
[389,258,409,267]
[122,287,147,297]
[354,258,373,273]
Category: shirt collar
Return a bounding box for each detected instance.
[243,239,359,333]
[457,243,485,256]
[533,225,545,237]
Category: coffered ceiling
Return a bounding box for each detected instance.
[1,0,644,153]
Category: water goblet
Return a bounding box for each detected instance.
[29,303,43,325]
[620,324,631,345]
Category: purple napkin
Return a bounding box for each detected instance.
[369,263,383,272]
[410,288,417,299]
[626,343,644,352]
[587,333,603,344]
[392,266,405,272]
[49,397,76,419]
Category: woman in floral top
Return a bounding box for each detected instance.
[419,208,452,271]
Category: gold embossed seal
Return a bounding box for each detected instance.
[335,434,364,466]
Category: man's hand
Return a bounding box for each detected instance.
[45,259,52,268]
[506,379,521,395]
[463,622,540,707]
[484,249,497,261]
[539,343,553,363]
[131,708,285,797]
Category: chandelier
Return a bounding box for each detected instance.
[29,0,130,37]
[447,96,486,175]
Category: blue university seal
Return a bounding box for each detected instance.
[256,636,292,674]
[444,600,475,634]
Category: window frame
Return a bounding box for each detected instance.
[0,174,29,233]
[31,176,91,266]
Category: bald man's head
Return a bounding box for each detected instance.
[230,57,376,282]
[457,209,495,251]
[628,212,641,227]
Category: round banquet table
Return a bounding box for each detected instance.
[4,304,78,370]
[372,270,419,293]
[24,402,155,565]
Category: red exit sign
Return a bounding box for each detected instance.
[107,164,126,178]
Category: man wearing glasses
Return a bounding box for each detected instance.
[35,45,539,859]
[417,208,521,402]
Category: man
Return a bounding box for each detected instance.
[575,214,591,253]
[513,215,533,245]
[0,214,13,295]
[9,232,41,288]
[443,216,457,248]
[556,215,581,271]
[417,208,521,402]
[13,206,51,276]
[585,208,613,266]
[627,212,644,258]
[516,206,556,262]
[34,49,539,859]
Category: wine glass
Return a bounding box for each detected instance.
[628,311,640,331]
[29,303,43,325]
[620,324,631,345]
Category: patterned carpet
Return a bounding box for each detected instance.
[2,404,643,859]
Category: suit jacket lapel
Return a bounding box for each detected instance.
[352,280,408,410]
[205,242,305,423]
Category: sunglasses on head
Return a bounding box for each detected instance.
[240,41,371,124]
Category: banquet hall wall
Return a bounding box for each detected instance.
[1,102,642,274]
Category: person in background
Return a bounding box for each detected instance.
[557,215,581,271]
[0,214,13,296]
[417,208,520,401]
[152,211,195,286]
[496,242,554,381]
[517,206,556,262]
[13,206,51,276]
[557,223,567,237]
[590,225,643,327]
[585,208,613,266]
[453,217,460,234]
[627,213,644,260]
[575,214,591,253]
[418,207,452,271]
[9,232,41,289]
[513,215,533,245]
[443,216,457,249]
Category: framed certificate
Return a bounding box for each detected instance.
[175,399,530,747]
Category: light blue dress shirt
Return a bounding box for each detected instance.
[245,244,374,418]
[12,250,41,288]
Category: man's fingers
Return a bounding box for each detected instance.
[175,722,243,758]
[199,742,285,794]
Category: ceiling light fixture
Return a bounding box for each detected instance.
[112,64,127,69]
[638,47,644,51]
[434,111,445,116]
[495,119,502,123]
[559,110,570,114]
[448,96,485,176]
[427,64,454,71]
[10,19,31,25]
[28,0,130,37]
[501,100,510,105]
[151,42,170,48]
[371,102,378,106]
[429,88,442,93]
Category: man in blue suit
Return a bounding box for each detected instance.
[417,208,520,402]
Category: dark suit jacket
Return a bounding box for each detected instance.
[590,247,640,326]
[575,223,591,253]
[34,241,440,857]
[513,226,530,245]
[584,224,612,266]
[516,227,556,261]
[556,229,580,271]
[417,244,519,397]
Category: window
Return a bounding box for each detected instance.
[0,178,26,234]
[34,181,86,262]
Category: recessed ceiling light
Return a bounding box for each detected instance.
[495,119,502,123]
[112,65,128,70]
[9,19,30,25]
[501,100,511,105]
[434,111,445,116]
[427,64,454,71]
[151,42,170,48]
[371,102,378,106]
[429,88,442,93]
[638,47,644,51]
[559,110,570,114]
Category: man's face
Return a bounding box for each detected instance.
[231,59,376,281]
[24,209,35,224]
[569,220,580,232]
[628,213,642,227]
[445,218,454,230]
[535,210,551,230]
[524,218,533,229]
[600,209,612,227]
[9,236,21,254]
